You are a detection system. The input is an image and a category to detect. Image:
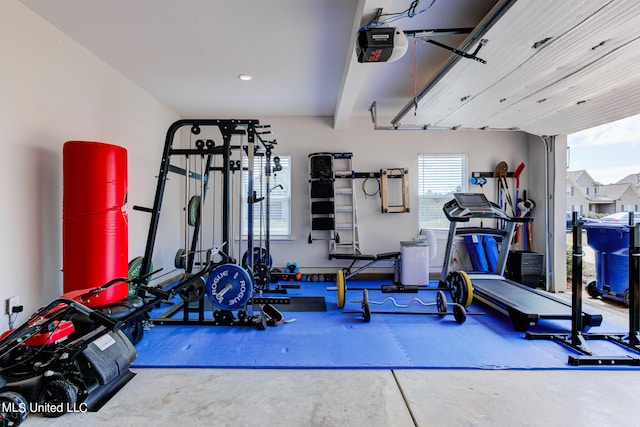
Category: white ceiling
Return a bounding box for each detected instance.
[19,0,640,135]
[19,0,496,125]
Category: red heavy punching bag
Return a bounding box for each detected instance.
[63,141,128,299]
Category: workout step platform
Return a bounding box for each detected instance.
[310,180,334,198]
[311,201,334,214]
[312,217,335,230]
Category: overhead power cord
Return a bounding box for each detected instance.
[359,0,436,32]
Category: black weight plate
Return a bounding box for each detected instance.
[254,263,271,289]
[188,195,201,226]
[175,248,186,269]
[447,271,473,308]
[241,247,273,269]
[362,289,371,323]
[453,304,467,324]
[436,290,447,317]
[178,277,206,303]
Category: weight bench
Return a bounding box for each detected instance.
[330,252,400,280]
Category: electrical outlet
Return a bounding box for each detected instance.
[6,296,20,315]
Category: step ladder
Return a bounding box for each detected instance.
[308,152,361,257]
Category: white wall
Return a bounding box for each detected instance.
[0,1,179,331]
[149,118,536,278]
[251,116,532,274]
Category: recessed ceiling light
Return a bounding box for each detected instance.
[238,74,253,81]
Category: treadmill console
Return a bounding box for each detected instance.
[443,193,511,222]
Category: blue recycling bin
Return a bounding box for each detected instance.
[584,222,631,305]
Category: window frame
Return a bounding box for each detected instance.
[417,153,469,230]
[241,153,292,239]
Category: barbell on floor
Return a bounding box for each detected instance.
[346,289,483,324]
[328,269,473,309]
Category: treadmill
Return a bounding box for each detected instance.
[439,193,602,332]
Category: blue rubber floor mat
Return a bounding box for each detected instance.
[133,281,640,370]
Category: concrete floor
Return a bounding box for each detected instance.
[23,300,640,427]
[23,368,640,426]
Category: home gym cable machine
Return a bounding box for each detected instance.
[133,119,289,329]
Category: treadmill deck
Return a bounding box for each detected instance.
[468,275,602,331]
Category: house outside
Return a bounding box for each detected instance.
[567,170,640,216]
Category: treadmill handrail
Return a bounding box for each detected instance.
[443,195,530,223]
[455,227,508,238]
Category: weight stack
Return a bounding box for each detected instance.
[63,141,128,293]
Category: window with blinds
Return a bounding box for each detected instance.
[418,153,468,229]
[241,154,291,238]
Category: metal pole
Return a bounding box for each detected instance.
[246,126,255,272]
[222,133,232,256]
[628,212,640,345]
[570,211,584,339]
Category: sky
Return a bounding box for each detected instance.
[567,113,640,185]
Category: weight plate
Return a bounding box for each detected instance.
[436,290,447,317]
[453,304,467,324]
[241,247,273,269]
[128,256,153,295]
[447,271,473,308]
[127,256,143,278]
[254,263,271,289]
[178,276,206,303]
[188,195,201,226]
[128,256,153,283]
[206,264,253,311]
[363,289,371,323]
[363,304,371,322]
[269,267,282,283]
[174,248,186,269]
[336,269,346,309]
